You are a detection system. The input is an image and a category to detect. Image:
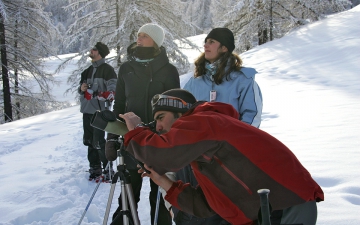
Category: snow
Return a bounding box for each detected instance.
[1,5,360,225]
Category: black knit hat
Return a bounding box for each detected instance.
[205,28,235,52]
[95,42,110,58]
[152,89,197,116]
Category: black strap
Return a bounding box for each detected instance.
[100,109,117,122]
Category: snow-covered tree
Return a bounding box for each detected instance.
[218,0,352,53]
[0,0,67,123]
[44,0,77,54]
[178,0,214,31]
[58,0,200,95]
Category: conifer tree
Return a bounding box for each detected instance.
[0,0,65,123]
[218,0,352,53]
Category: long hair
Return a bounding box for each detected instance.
[194,47,243,85]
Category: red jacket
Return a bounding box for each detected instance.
[124,102,324,224]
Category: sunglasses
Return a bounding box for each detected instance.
[151,94,190,108]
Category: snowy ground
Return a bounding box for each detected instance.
[0,5,359,225]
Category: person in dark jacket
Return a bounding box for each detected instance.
[119,88,324,225]
[105,23,179,225]
[78,42,117,180]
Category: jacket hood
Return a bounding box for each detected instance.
[186,101,239,120]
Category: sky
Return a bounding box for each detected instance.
[0,5,359,225]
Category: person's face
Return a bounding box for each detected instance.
[154,111,179,134]
[137,32,155,47]
[204,38,228,63]
[89,47,101,60]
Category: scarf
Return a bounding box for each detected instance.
[132,46,160,60]
[205,60,219,81]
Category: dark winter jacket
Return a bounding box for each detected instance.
[113,43,180,123]
[113,43,180,168]
[79,59,117,114]
[124,102,324,224]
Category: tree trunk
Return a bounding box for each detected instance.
[15,20,20,120]
[270,0,273,41]
[116,0,122,67]
[258,28,268,45]
[0,14,13,122]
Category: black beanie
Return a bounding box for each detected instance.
[205,28,235,53]
[152,89,197,116]
[95,42,110,58]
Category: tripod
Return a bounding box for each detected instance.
[103,137,140,225]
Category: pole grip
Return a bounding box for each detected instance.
[257,189,271,225]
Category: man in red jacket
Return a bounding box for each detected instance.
[119,88,324,225]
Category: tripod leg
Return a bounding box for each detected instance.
[125,183,140,225]
[103,181,117,225]
[121,180,130,225]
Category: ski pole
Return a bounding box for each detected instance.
[257,189,271,225]
[78,176,104,225]
[153,187,161,225]
[78,163,110,225]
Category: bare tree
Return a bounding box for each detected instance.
[0,0,67,123]
[178,0,214,31]
[44,0,76,54]
[58,0,201,95]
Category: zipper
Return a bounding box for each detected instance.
[202,154,253,195]
[144,62,152,122]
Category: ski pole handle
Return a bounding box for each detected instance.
[257,189,271,225]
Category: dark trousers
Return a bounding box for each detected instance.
[112,169,172,225]
[270,201,317,225]
[174,212,230,225]
[83,113,108,169]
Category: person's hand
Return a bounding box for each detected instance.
[97,91,115,101]
[80,83,88,92]
[119,112,142,131]
[138,164,174,192]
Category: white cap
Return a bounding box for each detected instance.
[137,23,165,47]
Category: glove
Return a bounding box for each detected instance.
[84,89,94,100]
[105,133,120,161]
[97,91,115,101]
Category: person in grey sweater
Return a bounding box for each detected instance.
[78,42,117,180]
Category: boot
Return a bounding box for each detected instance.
[89,166,102,179]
